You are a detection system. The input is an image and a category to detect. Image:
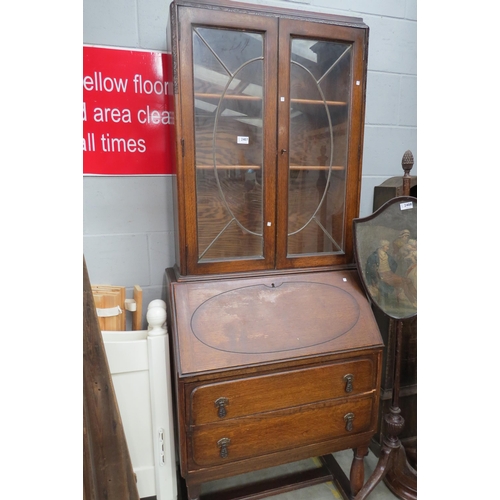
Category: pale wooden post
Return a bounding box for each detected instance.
[147,302,178,500]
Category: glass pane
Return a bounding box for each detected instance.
[193,27,265,262]
[287,38,352,257]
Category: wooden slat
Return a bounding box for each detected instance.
[132,285,143,331]
[91,285,126,331]
[83,257,140,500]
[120,286,126,330]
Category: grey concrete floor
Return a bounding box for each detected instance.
[200,448,399,499]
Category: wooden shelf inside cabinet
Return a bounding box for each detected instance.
[195,93,262,102]
[195,164,346,171]
[292,98,348,107]
[195,92,348,108]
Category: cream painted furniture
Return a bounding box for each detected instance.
[102,300,178,500]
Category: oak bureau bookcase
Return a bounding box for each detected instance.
[164,1,383,499]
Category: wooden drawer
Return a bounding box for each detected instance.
[190,357,376,425]
[191,395,375,467]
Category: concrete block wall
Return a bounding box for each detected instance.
[83,0,417,328]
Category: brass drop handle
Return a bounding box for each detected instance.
[344,374,354,393]
[281,149,287,154]
[215,397,229,418]
[344,412,355,432]
[217,437,231,458]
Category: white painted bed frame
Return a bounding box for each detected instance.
[102,299,177,500]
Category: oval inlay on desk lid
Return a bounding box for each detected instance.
[191,281,360,354]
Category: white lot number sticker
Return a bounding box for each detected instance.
[400,201,413,211]
[237,136,249,144]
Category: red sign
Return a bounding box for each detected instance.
[83,45,174,175]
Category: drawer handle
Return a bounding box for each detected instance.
[344,412,355,432]
[214,397,229,418]
[217,437,231,458]
[344,374,354,393]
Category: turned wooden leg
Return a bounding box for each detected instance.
[186,481,201,500]
[350,445,369,497]
[354,446,393,500]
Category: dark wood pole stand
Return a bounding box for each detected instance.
[354,319,416,500]
[353,151,417,500]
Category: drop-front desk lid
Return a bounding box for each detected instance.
[170,270,383,377]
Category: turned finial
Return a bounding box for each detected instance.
[147,302,167,337]
[402,150,414,176]
[148,299,167,310]
[401,150,414,196]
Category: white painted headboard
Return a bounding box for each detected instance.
[102,299,177,500]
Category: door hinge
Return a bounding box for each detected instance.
[158,428,165,466]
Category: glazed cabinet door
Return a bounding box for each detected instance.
[171,1,368,276]
[275,19,367,269]
[175,6,279,275]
